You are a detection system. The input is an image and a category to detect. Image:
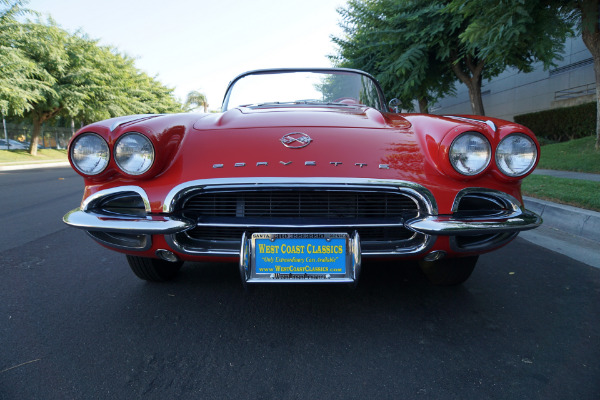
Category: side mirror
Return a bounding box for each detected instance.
[388,98,400,113]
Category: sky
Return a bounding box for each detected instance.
[25,0,346,111]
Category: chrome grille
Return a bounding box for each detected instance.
[170,188,427,256]
[181,190,418,219]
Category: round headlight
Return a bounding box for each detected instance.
[114,132,154,175]
[496,133,537,177]
[449,132,491,176]
[71,133,109,175]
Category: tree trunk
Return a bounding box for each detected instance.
[418,97,429,114]
[580,0,600,150]
[593,56,600,150]
[28,108,62,155]
[29,116,42,156]
[449,55,486,115]
[466,75,485,116]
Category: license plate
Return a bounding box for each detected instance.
[239,232,361,284]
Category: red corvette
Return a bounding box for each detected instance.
[64,68,541,286]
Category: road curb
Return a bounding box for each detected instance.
[0,161,70,171]
[524,196,600,242]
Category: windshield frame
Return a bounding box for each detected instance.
[221,68,387,112]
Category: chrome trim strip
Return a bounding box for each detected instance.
[192,221,413,229]
[63,208,194,234]
[405,209,541,235]
[162,177,438,214]
[451,187,522,213]
[81,186,152,213]
[109,114,158,132]
[444,115,497,132]
[222,68,387,112]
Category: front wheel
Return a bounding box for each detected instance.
[419,256,478,286]
[126,255,183,282]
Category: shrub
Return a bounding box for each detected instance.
[514,102,596,142]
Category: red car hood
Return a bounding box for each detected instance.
[193,106,411,130]
[164,106,431,185]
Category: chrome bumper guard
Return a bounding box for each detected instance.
[63,208,195,234]
[406,208,541,235]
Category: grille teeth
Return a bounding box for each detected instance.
[172,188,426,254]
[181,191,418,219]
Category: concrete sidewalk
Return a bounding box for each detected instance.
[521,196,600,268]
[532,168,600,182]
[524,196,600,241]
[0,160,69,171]
[524,169,599,267]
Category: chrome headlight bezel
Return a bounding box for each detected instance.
[70,133,110,175]
[114,132,155,176]
[449,132,492,176]
[495,133,538,177]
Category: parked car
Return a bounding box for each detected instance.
[0,139,27,150]
[63,68,541,286]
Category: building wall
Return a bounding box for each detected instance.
[430,36,595,121]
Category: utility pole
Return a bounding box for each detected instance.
[2,111,8,149]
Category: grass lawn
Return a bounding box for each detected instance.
[522,175,600,212]
[0,149,68,164]
[537,136,600,173]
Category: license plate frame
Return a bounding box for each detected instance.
[239,232,361,284]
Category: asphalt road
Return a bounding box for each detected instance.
[1,167,599,399]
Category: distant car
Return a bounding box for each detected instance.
[63,68,541,286]
[0,139,27,150]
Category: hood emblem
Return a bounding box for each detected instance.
[281,132,312,149]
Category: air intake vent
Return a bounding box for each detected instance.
[181,190,419,220]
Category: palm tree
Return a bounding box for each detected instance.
[184,90,209,113]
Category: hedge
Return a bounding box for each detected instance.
[513,102,596,142]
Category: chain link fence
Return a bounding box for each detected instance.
[1,122,74,150]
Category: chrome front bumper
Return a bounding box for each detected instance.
[63,179,542,255]
[63,206,541,236]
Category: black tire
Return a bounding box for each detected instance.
[126,255,183,282]
[419,255,478,286]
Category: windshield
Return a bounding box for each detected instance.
[222,69,385,111]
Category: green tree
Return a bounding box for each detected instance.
[0,0,45,116]
[4,19,181,155]
[333,0,572,116]
[332,1,456,112]
[184,90,209,112]
[447,0,574,113]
